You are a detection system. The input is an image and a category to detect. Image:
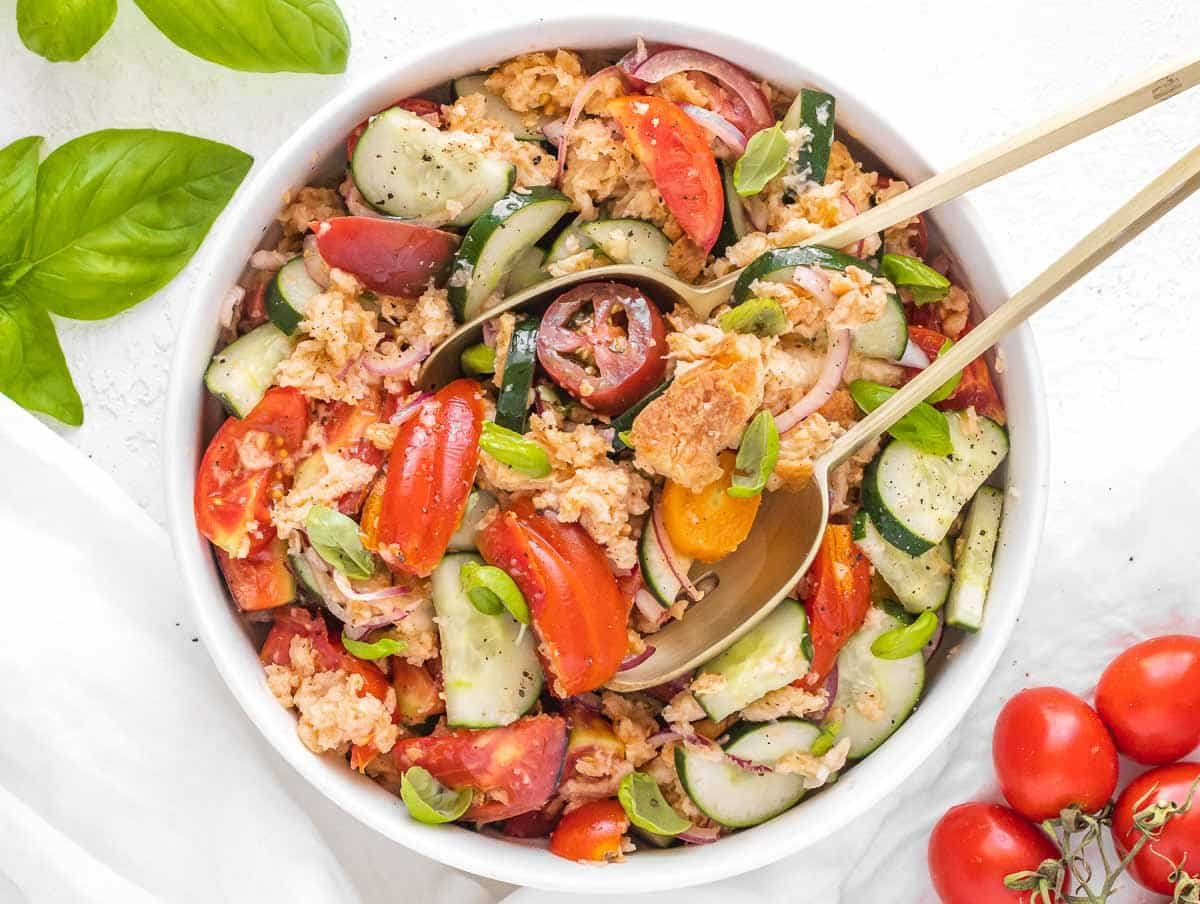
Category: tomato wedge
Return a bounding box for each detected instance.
[549,799,629,862]
[607,95,723,252]
[391,714,568,823]
[194,387,309,557]
[906,325,1005,425]
[216,538,296,611]
[801,524,871,688]
[376,379,484,577]
[391,660,445,726]
[536,282,668,415]
[315,217,460,298]
[260,606,391,702]
[477,498,629,696]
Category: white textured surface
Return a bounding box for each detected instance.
[2,1,1199,901]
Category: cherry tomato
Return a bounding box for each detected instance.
[391,715,568,823]
[346,97,443,158]
[607,95,724,252]
[1096,634,1200,765]
[477,498,629,696]
[928,802,1062,904]
[536,281,668,416]
[314,388,388,515]
[549,799,630,863]
[376,379,484,577]
[801,523,871,688]
[906,325,1005,425]
[194,387,309,557]
[660,451,760,563]
[1113,762,1200,895]
[391,660,445,726]
[502,804,563,839]
[992,687,1118,822]
[216,538,295,611]
[315,217,460,298]
[259,606,391,702]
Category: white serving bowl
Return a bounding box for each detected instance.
[164,14,1048,894]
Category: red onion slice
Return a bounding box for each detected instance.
[789,264,836,308]
[839,193,868,258]
[923,615,945,662]
[680,103,747,156]
[331,569,413,604]
[651,499,702,601]
[775,328,852,434]
[556,65,624,181]
[617,39,651,84]
[678,825,721,845]
[634,48,773,134]
[540,117,566,148]
[726,753,773,775]
[363,337,432,377]
[647,730,682,748]
[809,666,839,722]
[618,645,657,671]
[389,391,432,426]
[634,588,668,625]
[645,672,694,703]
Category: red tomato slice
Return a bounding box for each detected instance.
[607,95,723,252]
[315,217,459,298]
[259,606,391,701]
[1113,762,1200,895]
[801,524,871,688]
[536,282,668,415]
[906,325,1005,425]
[477,499,630,696]
[549,799,629,862]
[346,98,443,158]
[195,387,309,557]
[376,379,484,577]
[391,715,569,823]
[319,388,388,515]
[391,660,445,725]
[216,537,295,611]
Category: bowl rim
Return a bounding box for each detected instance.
[163,13,1049,893]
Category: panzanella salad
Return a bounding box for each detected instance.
[195,42,1010,860]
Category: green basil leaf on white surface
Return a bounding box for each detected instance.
[0,296,82,425]
[131,0,350,74]
[306,504,375,580]
[0,137,42,271]
[15,130,252,320]
[400,767,472,825]
[733,124,789,197]
[16,0,117,63]
[341,633,407,661]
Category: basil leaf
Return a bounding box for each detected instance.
[400,767,472,825]
[306,504,375,579]
[479,421,551,478]
[460,343,495,376]
[132,0,350,74]
[733,124,789,197]
[15,129,251,320]
[809,722,841,757]
[849,380,952,456]
[17,0,116,62]
[618,772,691,836]
[924,338,962,404]
[460,561,530,624]
[871,610,939,660]
[719,297,788,337]
[880,253,950,304]
[0,296,83,425]
[341,633,406,661]
[728,410,779,498]
[0,137,42,269]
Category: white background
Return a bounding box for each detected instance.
[1,0,1198,901]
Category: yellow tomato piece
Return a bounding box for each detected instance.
[661,452,761,563]
[359,477,385,552]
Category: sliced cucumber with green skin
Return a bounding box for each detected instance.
[831,607,925,759]
[289,553,328,603]
[611,380,671,452]
[204,323,295,417]
[731,244,866,306]
[715,160,750,256]
[448,187,571,321]
[781,89,836,194]
[852,510,951,614]
[544,215,594,265]
[447,489,498,552]
[578,218,671,272]
[506,245,547,295]
[351,107,515,226]
[862,411,1009,555]
[495,318,539,433]
[852,292,908,360]
[694,599,809,721]
[453,74,548,141]
[431,553,543,728]
[722,719,822,766]
[639,515,693,608]
[675,719,818,828]
[945,485,1004,632]
[266,257,323,335]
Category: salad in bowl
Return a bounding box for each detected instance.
[193,39,1010,862]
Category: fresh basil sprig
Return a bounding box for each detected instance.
[400,767,472,825]
[342,633,407,661]
[880,253,950,304]
[871,610,939,659]
[17,0,116,63]
[0,131,251,425]
[733,124,790,197]
[849,380,952,456]
[618,772,691,836]
[479,421,552,478]
[459,561,530,624]
[728,409,780,498]
[306,504,376,579]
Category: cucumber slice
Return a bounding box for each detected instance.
[851,292,907,360]
[266,257,323,335]
[781,89,836,189]
[544,215,594,265]
[204,323,295,417]
[448,187,571,321]
[694,599,809,721]
[506,245,547,295]
[447,489,498,552]
[722,718,822,766]
[578,219,671,272]
[288,553,328,603]
[495,318,538,433]
[831,606,925,759]
[639,514,693,608]
[430,553,543,728]
[715,160,750,256]
[351,107,515,226]
[453,74,549,141]
[862,411,1009,555]
[731,244,865,306]
[852,510,952,614]
[945,485,1004,632]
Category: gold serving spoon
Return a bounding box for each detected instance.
[415,58,1199,691]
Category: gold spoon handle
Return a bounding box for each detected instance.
[826,141,1200,469]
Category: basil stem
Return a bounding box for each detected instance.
[306,504,376,579]
[459,561,530,624]
[342,633,407,661]
[400,766,472,825]
[924,338,962,404]
[871,610,939,660]
[733,124,790,197]
[720,297,788,337]
[848,380,952,457]
[618,772,691,836]
[460,343,495,376]
[479,421,551,478]
[728,410,780,498]
[880,253,950,304]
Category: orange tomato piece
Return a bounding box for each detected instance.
[660,451,761,563]
[549,799,630,862]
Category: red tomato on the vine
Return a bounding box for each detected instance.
[1112,762,1200,895]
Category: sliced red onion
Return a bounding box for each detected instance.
[775,328,852,433]
[302,233,332,289]
[390,391,432,426]
[634,588,667,625]
[923,614,945,662]
[897,339,931,369]
[839,193,868,258]
[618,645,656,672]
[363,338,432,377]
[634,49,773,134]
[651,499,701,601]
[557,65,625,181]
[647,730,681,748]
[680,103,747,155]
[331,569,412,604]
[789,264,836,308]
[645,672,694,703]
[481,318,499,348]
[745,199,769,233]
[617,39,650,84]
[540,117,566,148]
[250,249,290,272]
[809,666,839,722]
[678,824,721,845]
[343,611,411,641]
[301,546,356,624]
[339,176,387,220]
[726,753,773,775]
[218,285,245,330]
